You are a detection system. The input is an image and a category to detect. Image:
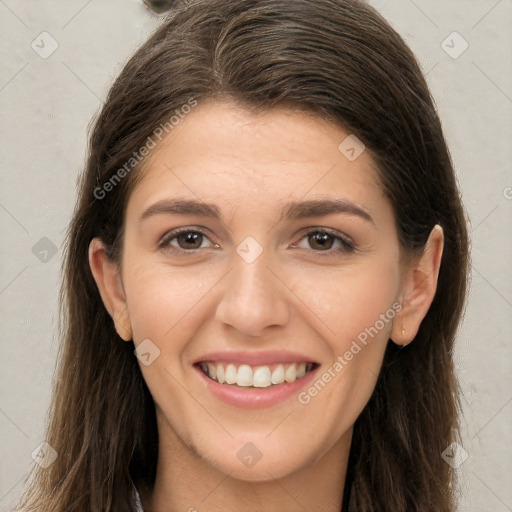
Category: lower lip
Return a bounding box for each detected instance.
[195,365,319,409]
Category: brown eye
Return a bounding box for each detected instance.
[308,232,335,250]
[176,231,203,250]
[159,228,218,254]
[292,228,355,256]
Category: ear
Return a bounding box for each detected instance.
[390,225,444,346]
[88,238,133,341]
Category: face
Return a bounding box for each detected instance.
[106,100,409,481]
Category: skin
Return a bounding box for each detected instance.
[89,100,444,512]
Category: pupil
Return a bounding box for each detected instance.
[311,233,332,250]
[179,232,201,249]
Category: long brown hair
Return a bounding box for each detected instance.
[17,0,469,510]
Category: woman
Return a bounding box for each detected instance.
[17,0,469,510]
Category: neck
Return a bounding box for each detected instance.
[142,413,352,512]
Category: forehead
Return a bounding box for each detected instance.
[127,100,386,221]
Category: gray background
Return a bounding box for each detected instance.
[0,1,511,511]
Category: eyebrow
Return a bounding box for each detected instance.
[281,198,375,225]
[140,198,375,225]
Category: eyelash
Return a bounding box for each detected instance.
[158,226,356,257]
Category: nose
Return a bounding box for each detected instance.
[215,249,290,338]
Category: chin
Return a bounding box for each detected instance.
[199,435,324,482]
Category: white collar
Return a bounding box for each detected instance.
[133,485,144,512]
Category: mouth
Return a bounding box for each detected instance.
[196,361,319,388]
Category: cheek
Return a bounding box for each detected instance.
[289,261,399,354]
[123,260,219,344]
[315,268,398,391]
[289,261,398,421]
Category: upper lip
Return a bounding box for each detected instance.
[194,350,318,366]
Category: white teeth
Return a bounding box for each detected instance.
[253,366,272,388]
[285,363,297,383]
[271,364,285,384]
[206,363,216,380]
[236,365,253,387]
[200,361,315,387]
[225,364,237,384]
[216,363,225,384]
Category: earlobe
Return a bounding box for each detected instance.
[88,238,133,342]
[390,225,444,346]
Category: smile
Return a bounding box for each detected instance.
[198,361,317,388]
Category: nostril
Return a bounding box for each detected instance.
[141,0,178,15]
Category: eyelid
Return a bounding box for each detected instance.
[158,226,219,250]
[291,227,355,253]
[158,226,356,255]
